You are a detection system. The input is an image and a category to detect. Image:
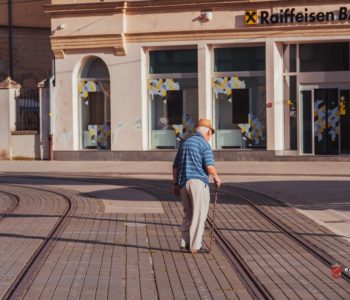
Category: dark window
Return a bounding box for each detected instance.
[150,49,197,74]
[302,90,312,154]
[232,89,249,123]
[15,89,40,131]
[289,76,297,150]
[214,47,265,72]
[166,91,183,124]
[89,92,105,125]
[300,42,349,72]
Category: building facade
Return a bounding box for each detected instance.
[46,0,350,159]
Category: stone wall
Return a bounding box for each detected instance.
[0,0,50,28]
[0,32,8,82]
[0,0,51,89]
[0,27,51,89]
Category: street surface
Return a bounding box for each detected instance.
[0,161,349,299]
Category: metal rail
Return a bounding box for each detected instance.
[127,181,273,299]
[0,186,75,300]
[15,89,40,131]
[131,180,350,295]
[0,191,19,222]
[122,182,274,299]
[206,215,273,300]
[220,186,350,283]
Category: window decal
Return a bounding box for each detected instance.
[148,79,180,97]
[328,106,340,142]
[314,100,326,142]
[238,113,265,145]
[79,80,100,98]
[172,114,196,141]
[213,77,246,96]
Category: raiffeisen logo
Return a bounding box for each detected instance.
[245,7,350,25]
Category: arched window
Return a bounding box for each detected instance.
[78,57,111,150]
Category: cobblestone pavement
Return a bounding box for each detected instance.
[0,177,251,300]
[0,173,349,300]
[0,185,67,299]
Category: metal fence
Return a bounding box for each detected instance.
[15,89,40,131]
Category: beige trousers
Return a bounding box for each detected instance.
[180,179,210,250]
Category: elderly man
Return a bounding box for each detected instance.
[172,119,221,254]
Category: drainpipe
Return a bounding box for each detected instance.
[8,0,13,78]
[48,52,55,160]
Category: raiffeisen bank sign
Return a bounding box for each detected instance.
[245,7,350,25]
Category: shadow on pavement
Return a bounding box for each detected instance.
[0,173,350,212]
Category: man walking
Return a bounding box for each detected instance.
[172,119,221,254]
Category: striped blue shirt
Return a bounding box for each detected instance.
[173,132,215,187]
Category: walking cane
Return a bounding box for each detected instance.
[209,187,219,253]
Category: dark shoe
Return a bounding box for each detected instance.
[190,247,209,254]
[180,245,190,251]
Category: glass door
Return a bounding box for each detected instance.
[314,89,339,155]
[299,86,350,155]
[300,90,313,154]
[340,89,350,154]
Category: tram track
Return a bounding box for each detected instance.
[128,180,350,299]
[0,174,349,299]
[0,191,19,222]
[1,175,274,299]
[205,215,273,300]
[219,185,350,283]
[135,182,274,299]
[0,185,75,300]
[204,186,350,299]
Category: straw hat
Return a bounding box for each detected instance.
[196,118,215,134]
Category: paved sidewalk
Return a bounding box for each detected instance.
[0,178,253,299]
[1,166,350,299]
